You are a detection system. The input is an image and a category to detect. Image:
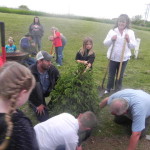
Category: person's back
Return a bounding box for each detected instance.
[20,33,36,66]
[34,113,79,150]
[109,89,150,117]
[20,37,30,52]
[61,34,67,47]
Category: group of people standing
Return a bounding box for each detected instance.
[5,16,67,67]
[0,13,150,150]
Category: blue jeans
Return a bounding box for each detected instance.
[55,47,63,65]
[22,57,36,66]
[107,60,128,91]
[33,36,42,51]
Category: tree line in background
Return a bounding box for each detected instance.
[0,6,150,28]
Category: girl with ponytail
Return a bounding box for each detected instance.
[0,61,39,150]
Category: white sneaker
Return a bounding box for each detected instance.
[146,135,150,140]
[104,90,109,94]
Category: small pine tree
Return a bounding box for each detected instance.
[48,63,99,117]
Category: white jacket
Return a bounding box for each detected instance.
[103,27,136,62]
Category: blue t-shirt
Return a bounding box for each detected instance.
[5,45,17,53]
[39,71,50,94]
[108,89,150,132]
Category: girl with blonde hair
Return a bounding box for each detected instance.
[5,37,17,53]
[75,37,95,72]
[0,61,39,150]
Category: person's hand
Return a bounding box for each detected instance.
[125,34,130,43]
[31,43,36,47]
[111,35,117,41]
[49,36,54,41]
[76,145,82,150]
[84,61,88,65]
[36,104,45,116]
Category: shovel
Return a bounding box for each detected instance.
[98,41,115,97]
[50,44,55,56]
[115,39,126,90]
[0,22,6,67]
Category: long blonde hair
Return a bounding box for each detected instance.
[0,61,35,150]
[79,37,94,56]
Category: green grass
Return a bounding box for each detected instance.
[1,12,150,137]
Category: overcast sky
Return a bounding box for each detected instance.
[1,0,150,20]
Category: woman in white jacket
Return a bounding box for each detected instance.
[103,14,136,94]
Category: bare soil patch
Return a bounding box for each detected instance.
[83,136,150,150]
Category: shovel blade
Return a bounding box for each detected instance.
[97,86,106,97]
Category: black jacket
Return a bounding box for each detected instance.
[0,110,39,150]
[29,63,59,107]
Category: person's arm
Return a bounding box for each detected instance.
[99,97,109,108]
[103,30,116,47]
[126,30,136,49]
[127,131,141,150]
[53,30,60,38]
[75,52,88,65]
[83,63,92,73]
[76,145,82,150]
[76,60,88,65]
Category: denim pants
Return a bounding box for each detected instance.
[33,36,42,51]
[55,46,63,65]
[106,60,128,91]
[22,57,36,66]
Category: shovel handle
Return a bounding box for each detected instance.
[101,41,115,89]
[0,22,6,62]
[117,39,126,80]
[0,22,5,47]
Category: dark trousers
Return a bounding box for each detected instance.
[33,36,42,51]
[22,57,36,66]
[55,145,65,150]
[107,60,128,92]
[114,115,150,138]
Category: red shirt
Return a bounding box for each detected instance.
[53,32,62,47]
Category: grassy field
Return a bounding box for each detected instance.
[1,12,150,149]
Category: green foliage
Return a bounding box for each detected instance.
[3,6,150,31]
[131,15,143,25]
[49,63,99,117]
[1,12,150,139]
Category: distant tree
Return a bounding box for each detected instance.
[131,15,144,25]
[19,5,30,10]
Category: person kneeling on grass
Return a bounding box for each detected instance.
[75,37,95,73]
[99,89,150,150]
[20,33,37,66]
[34,111,98,150]
[29,50,59,122]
